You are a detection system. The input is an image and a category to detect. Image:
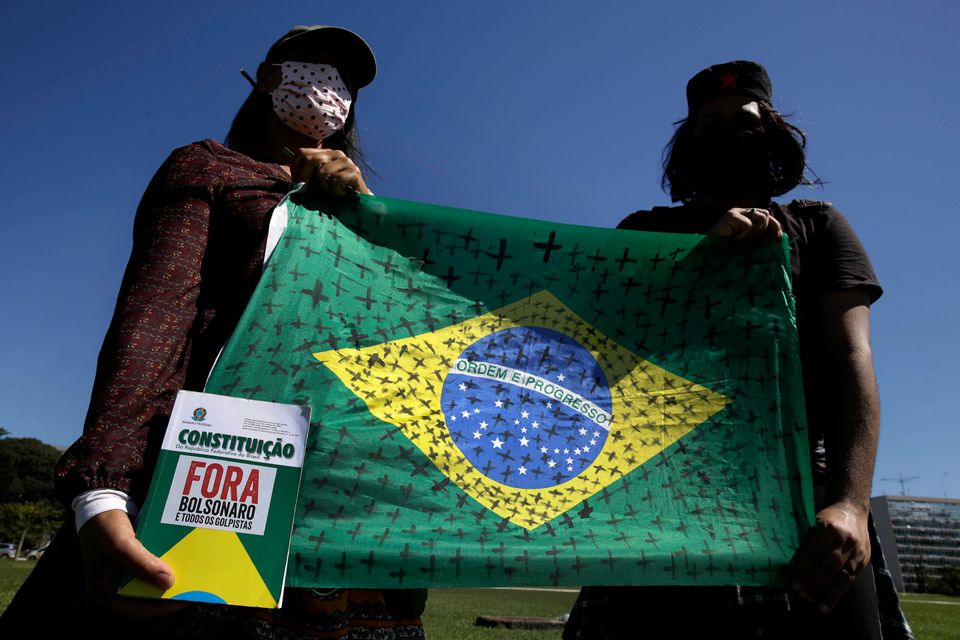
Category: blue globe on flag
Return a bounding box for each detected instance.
[440,326,612,489]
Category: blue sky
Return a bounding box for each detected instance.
[1,1,957,499]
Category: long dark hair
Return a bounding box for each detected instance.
[224,89,369,171]
[661,102,820,203]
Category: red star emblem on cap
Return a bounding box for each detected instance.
[719,71,738,88]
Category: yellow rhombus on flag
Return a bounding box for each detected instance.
[315,290,729,530]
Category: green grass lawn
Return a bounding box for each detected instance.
[2,561,957,639]
[899,593,960,640]
[422,589,577,640]
[0,560,36,612]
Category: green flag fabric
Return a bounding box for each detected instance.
[204,193,814,589]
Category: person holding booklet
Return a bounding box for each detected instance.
[1,25,426,639]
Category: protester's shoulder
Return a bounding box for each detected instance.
[157,139,284,188]
[617,206,678,231]
[780,198,847,223]
[150,140,226,189]
[161,139,222,167]
[779,199,866,240]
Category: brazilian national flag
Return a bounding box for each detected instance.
[204,193,814,588]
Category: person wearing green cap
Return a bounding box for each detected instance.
[0,26,426,640]
[563,61,912,640]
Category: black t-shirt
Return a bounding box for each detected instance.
[617,199,882,476]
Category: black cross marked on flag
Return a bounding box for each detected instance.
[397,222,426,238]
[354,287,376,310]
[326,244,346,267]
[619,276,641,294]
[533,230,562,262]
[346,327,368,348]
[396,278,422,298]
[293,552,323,581]
[655,284,678,316]
[347,522,363,542]
[648,252,665,271]
[586,248,607,271]
[485,238,513,271]
[335,551,353,578]
[468,265,490,286]
[360,550,376,574]
[261,300,282,315]
[591,280,610,302]
[439,266,461,288]
[301,279,329,308]
[457,228,478,249]
[373,254,396,273]
[614,247,638,271]
[449,547,463,576]
[332,274,346,297]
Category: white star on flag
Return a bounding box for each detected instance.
[491,437,504,449]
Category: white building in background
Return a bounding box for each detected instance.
[871,495,960,592]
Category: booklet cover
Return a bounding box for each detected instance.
[119,390,311,608]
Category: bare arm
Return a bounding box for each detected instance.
[791,288,879,611]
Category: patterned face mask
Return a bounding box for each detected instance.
[270,62,352,141]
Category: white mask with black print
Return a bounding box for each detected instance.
[270,62,352,141]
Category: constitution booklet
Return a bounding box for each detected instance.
[119,390,311,608]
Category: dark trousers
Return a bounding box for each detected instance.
[563,572,881,640]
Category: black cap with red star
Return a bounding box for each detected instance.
[685,60,772,115]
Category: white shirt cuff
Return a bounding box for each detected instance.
[71,489,139,532]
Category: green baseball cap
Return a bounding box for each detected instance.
[264,25,376,88]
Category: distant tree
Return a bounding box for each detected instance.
[929,566,960,597]
[0,437,62,505]
[914,558,928,593]
[0,501,63,555]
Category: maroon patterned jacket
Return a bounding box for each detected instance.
[55,140,292,504]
